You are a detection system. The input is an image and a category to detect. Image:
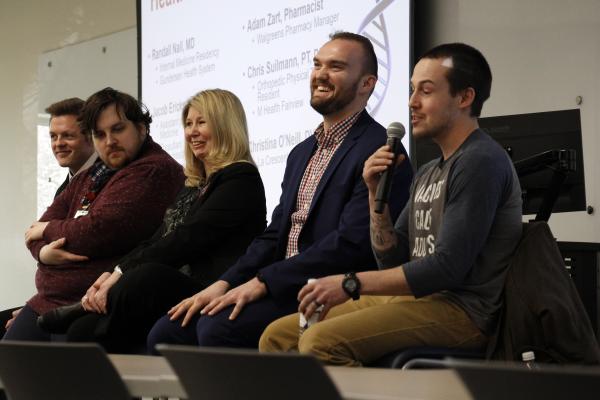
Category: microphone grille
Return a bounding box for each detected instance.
[387,122,406,139]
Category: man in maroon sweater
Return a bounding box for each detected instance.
[4,87,184,341]
[1,97,97,336]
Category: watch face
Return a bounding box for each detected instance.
[344,279,357,292]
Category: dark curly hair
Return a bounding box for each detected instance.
[79,87,152,135]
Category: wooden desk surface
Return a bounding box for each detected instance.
[109,354,473,400]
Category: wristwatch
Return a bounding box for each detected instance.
[342,272,361,300]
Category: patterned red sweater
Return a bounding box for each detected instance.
[26,137,184,314]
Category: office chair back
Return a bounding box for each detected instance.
[451,358,600,400]
[158,344,343,400]
[0,341,130,400]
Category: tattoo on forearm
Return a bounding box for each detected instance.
[370,212,398,258]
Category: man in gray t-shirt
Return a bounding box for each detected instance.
[260,43,522,367]
[390,129,522,334]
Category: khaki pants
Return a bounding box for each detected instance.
[259,294,487,366]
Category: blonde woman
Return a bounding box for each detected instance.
[58,89,266,352]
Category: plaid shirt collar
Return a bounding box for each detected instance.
[313,111,362,149]
[88,161,113,182]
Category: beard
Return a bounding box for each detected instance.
[412,108,455,142]
[310,77,361,116]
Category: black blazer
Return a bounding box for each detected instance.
[221,111,413,300]
[118,162,266,288]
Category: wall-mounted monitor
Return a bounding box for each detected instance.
[413,109,586,216]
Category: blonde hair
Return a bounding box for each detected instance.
[182,89,255,187]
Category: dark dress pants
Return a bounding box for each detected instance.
[66,263,201,353]
[147,294,298,353]
[2,304,66,342]
[0,306,23,338]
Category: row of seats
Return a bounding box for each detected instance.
[0,341,342,400]
[2,341,600,400]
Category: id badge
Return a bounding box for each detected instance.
[74,209,89,219]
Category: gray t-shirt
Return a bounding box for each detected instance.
[376,129,522,334]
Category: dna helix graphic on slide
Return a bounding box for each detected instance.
[357,0,395,117]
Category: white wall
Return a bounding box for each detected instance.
[421,0,600,243]
[0,1,135,309]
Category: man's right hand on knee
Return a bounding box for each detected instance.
[168,280,230,326]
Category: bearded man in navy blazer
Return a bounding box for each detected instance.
[147,32,414,350]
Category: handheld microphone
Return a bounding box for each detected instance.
[374,122,406,214]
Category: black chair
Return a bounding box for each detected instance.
[450,358,600,400]
[370,346,484,369]
[0,341,130,400]
[158,344,343,400]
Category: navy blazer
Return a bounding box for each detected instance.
[220,111,413,300]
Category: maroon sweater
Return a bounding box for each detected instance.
[27,137,184,314]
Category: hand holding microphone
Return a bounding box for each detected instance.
[363,122,406,214]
